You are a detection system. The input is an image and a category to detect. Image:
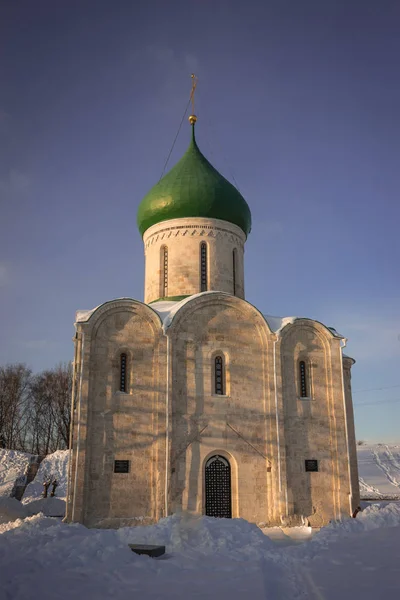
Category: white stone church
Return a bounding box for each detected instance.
[66,114,360,529]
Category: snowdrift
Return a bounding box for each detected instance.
[22,449,69,502]
[0,497,30,524]
[0,449,32,497]
[0,513,297,600]
[290,500,400,560]
[117,513,276,559]
[25,497,66,517]
[0,504,400,600]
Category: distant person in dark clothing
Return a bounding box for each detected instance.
[50,479,58,497]
[42,479,52,498]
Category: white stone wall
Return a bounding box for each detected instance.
[65,300,167,528]
[343,356,360,512]
[279,321,358,526]
[142,217,246,303]
[167,294,282,525]
[66,295,359,528]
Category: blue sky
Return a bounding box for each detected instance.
[1,1,399,442]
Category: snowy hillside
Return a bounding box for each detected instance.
[0,449,32,497]
[357,443,400,499]
[19,450,69,517]
[22,450,69,502]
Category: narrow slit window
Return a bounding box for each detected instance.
[299,361,308,397]
[200,242,207,292]
[120,353,127,392]
[232,249,237,295]
[161,246,168,297]
[215,356,225,395]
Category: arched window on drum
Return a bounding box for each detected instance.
[200,242,208,292]
[160,245,168,298]
[232,248,237,296]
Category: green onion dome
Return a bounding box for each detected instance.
[137,124,252,237]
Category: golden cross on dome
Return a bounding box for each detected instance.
[189,73,198,125]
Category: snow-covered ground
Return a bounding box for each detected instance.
[357,443,400,498]
[0,449,32,497]
[0,446,400,597]
[0,496,31,524]
[0,503,399,600]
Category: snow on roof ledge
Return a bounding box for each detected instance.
[75,297,134,323]
[151,292,230,332]
[263,315,345,338]
[262,315,297,334]
[74,294,344,340]
[76,308,98,323]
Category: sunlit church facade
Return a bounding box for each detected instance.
[66,112,360,529]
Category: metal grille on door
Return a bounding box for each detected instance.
[205,455,232,518]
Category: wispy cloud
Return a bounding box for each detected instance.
[252,219,284,236]
[144,45,199,72]
[135,45,201,99]
[0,263,8,287]
[0,168,31,195]
[333,312,400,361]
[20,340,59,350]
[145,44,175,66]
[0,108,11,134]
[184,53,200,73]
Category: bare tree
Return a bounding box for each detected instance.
[50,363,72,448]
[28,363,72,455]
[0,364,31,450]
[0,362,72,453]
[28,372,54,455]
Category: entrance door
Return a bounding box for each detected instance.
[205,455,232,518]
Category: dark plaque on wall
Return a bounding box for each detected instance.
[114,460,130,473]
[305,459,319,472]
